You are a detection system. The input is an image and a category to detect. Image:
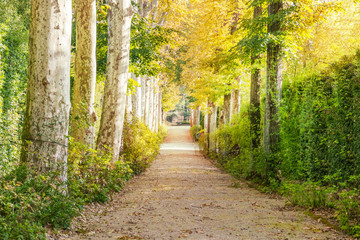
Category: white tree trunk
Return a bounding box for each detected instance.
[97,0,133,162]
[149,78,154,131]
[158,91,162,129]
[144,78,150,127]
[195,106,201,126]
[131,74,142,119]
[126,90,133,122]
[230,77,241,121]
[154,85,159,132]
[21,0,72,181]
[223,94,231,125]
[203,102,209,150]
[141,76,146,121]
[71,0,97,146]
[209,103,217,152]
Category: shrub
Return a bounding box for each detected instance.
[67,140,133,203]
[122,118,166,175]
[0,166,80,239]
[190,125,202,141]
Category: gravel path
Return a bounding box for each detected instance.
[56,126,351,240]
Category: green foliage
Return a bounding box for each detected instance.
[122,118,166,175]
[335,188,360,237]
[0,0,29,175]
[0,166,80,239]
[202,107,266,180]
[190,125,202,141]
[67,140,133,203]
[280,53,360,182]
[130,14,172,77]
[280,182,331,209]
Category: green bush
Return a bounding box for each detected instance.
[122,118,166,175]
[67,140,133,203]
[0,166,80,239]
[190,125,202,141]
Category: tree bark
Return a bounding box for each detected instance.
[263,0,283,155]
[158,91,162,128]
[131,73,142,119]
[223,94,231,125]
[126,88,133,122]
[144,78,150,127]
[21,0,72,181]
[148,78,154,130]
[203,102,209,150]
[155,84,160,132]
[230,76,241,120]
[141,76,146,121]
[250,6,262,150]
[195,106,201,126]
[97,0,133,161]
[209,102,217,153]
[71,0,97,146]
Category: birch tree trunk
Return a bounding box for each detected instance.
[21,0,72,181]
[71,0,97,146]
[97,0,133,161]
[263,0,283,155]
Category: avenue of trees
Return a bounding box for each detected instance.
[0,0,360,238]
[184,0,360,236]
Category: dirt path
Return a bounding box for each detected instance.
[57,126,350,240]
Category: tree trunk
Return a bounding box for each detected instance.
[126,89,133,122]
[223,94,231,125]
[148,78,154,130]
[141,76,146,121]
[144,78,150,127]
[153,83,158,132]
[263,0,283,155]
[195,106,201,126]
[230,76,241,120]
[203,102,209,151]
[71,0,97,146]
[21,0,72,181]
[250,6,262,150]
[209,102,217,153]
[97,0,133,162]
[131,73,142,119]
[158,91,162,128]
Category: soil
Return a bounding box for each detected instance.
[52,126,352,240]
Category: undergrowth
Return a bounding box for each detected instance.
[0,120,166,239]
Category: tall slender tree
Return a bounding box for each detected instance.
[263,0,283,155]
[21,0,72,181]
[97,0,133,161]
[71,0,97,146]
[250,5,262,150]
